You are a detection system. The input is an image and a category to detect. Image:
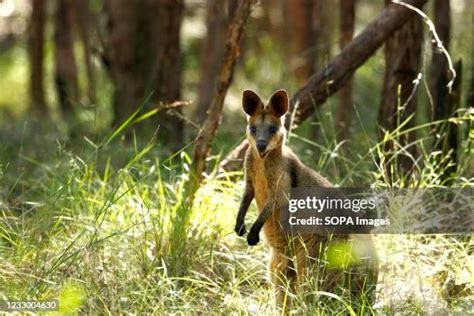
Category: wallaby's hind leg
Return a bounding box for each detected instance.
[295,245,309,291]
[269,249,296,311]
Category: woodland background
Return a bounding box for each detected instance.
[0,0,472,314]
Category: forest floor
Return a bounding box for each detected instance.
[0,118,473,315]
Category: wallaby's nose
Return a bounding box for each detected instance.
[256,141,267,153]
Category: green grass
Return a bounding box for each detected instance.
[0,109,472,314]
[0,1,472,313]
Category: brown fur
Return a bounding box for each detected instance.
[235,89,378,309]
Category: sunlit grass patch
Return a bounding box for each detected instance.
[0,109,472,314]
[375,234,473,314]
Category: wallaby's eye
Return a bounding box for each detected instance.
[249,126,257,134]
[268,126,277,134]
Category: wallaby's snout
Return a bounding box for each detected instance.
[256,141,267,153]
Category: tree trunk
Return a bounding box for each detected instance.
[28,0,47,111]
[189,0,256,199]
[260,0,283,42]
[194,0,228,125]
[73,0,96,105]
[429,0,457,183]
[154,0,185,145]
[378,0,423,178]
[310,0,337,142]
[313,0,337,69]
[54,0,80,115]
[336,0,356,143]
[441,60,462,182]
[104,0,184,145]
[465,64,473,162]
[286,0,315,83]
[104,0,138,124]
[429,0,450,124]
[220,0,428,172]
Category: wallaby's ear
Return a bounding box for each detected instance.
[269,89,289,117]
[242,90,262,116]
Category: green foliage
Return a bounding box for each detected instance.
[0,2,472,313]
[0,45,28,115]
[0,110,472,313]
[58,281,86,314]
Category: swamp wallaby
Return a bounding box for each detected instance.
[234,89,378,308]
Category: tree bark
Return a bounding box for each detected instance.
[260,0,283,42]
[378,0,423,176]
[430,0,450,124]
[336,0,356,143]
[104,0,138,124]
[28,0,47,111]
[104,0,184,145]
[309,0,325,142]
[286,0,315,83]
[189,0,256,198]
[54,0,80,114]
[313,0,337,70]
[154,0,185,145]
[73,0,96,105]
[220,0,428,171]
[291,0,426,128]
[429,0,456,182]
[441,60,462,182]
[154,1,183,102]
[194,0,229,125]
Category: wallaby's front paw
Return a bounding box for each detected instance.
[247,230,260,246]
[235,222,246,236]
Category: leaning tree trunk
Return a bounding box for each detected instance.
[28,0,47,111]
[220,0,428,172]
[54,0,79,115]
[189,0,256,201]
[194,0,229,125]
[291,0,426,127]
[336,0,356,143]
[378,0,423,179]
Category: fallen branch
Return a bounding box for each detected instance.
[220,0,428,171]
